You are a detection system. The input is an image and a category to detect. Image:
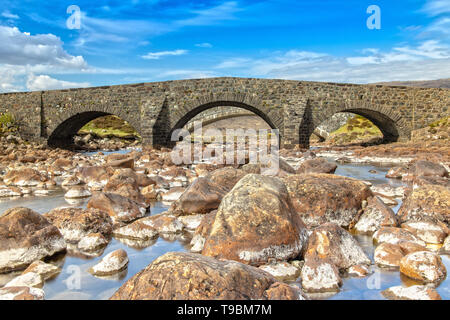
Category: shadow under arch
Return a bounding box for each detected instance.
[47,111,139,148]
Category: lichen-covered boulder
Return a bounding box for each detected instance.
[382,285,441,300]
[300,256,342,293]
[304,223,371,271]
[202,174,308,266]
[104,170,145,205]
[110,252,303,300]
[399,251,447,284]
[43,207,112,243]
[87,192,147,224]
[0,207,66,273]
[170,177,229,216]
[3,168,48,187]
[283,174,372,229]
[0,286,45,300]
[296,158,337,174]
[397,185,450,226]
[88,249,129,277]
[354,196,398,233]
[373,227,426,247]
[401,221,448,244]
[206,167,247,192]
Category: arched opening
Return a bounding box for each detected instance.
[48,112,141,150]
[310,109,399,147]
[168,101,280,147]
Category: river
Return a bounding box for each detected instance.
[0,152,449,300]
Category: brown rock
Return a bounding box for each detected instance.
[399,251,447,283]
[354,196,398,233]
[87,192,147,224]
[202,174,308,266]
[304,223,371,271]
[397,185,450,226]
[373,227,426,246]
[110,252,302,300]
[205,167,247,192]
[3,168,47,186]
[170,177,228,216]
[43,207,112,243]
[296,158,337,174]
[0,207,66,273]
[104,170,145,204]
[401,221,448,244]
[283,173,372,228]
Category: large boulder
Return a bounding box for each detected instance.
[170,177,228,216]
[399,251,447,284]
[0,207,66,273]
[0,286,45,300]
[77,166,112,187]
[408,160,448,178]
[88,249,129,277]
[373,227,426,247]
[304,223,371,271]
[3,168,47,187]
[373,241,426,269]
[296,158,337,174]
[300,256,342,293]
[382,285,441,300]
[202,174,308,266]
[354,196,398,233]
[205,167,247,192]
[104,170,145,204]
[87,192,147,224]
[397,185,450,226]
[401,221,448,244]
[283,174,372,229]
[43,207,113,243]
[110,252,303,300]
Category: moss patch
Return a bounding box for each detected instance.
[326,115,383,145]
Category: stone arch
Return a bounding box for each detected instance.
[300,100,410,147]
[47,107,141,148]
[165,92,283,145]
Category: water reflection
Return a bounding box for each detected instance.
[0,160,448,300]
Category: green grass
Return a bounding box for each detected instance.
[78,115,141,139]
[0,112,17,133]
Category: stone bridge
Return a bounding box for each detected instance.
[0,77,448,149]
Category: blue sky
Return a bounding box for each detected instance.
[0,0,449,92]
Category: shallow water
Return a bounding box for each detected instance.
[0,159,449,300]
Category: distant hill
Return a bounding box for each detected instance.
[373,79,450,88]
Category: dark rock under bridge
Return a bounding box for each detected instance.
[0,77,448,149]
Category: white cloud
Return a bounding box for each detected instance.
[26,74,90,91]
[1,11,19,19]
[213,41,450,83]
[175,1,242,27]
[0,26,90,93]
[0,26,87,69]
[195,42,213,48]
[141,49,188,60]
[422,0,450,16]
